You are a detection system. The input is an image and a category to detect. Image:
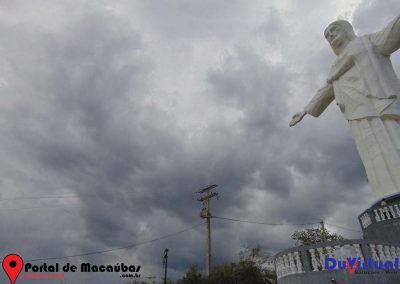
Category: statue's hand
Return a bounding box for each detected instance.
[289,111,306,127]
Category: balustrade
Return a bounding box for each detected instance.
[359,202,400,229]
[275,251,305,279]
[276,241,400,280]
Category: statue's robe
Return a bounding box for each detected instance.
[304,16,400,198]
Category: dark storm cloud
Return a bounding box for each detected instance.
[0,1,398,283]
[206,46,294,199]
[0,0,161,270]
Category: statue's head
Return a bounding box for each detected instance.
[324,20,356,55]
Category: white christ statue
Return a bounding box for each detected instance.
[290,16,400,198]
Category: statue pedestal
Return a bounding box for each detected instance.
[275,193,400,284]
[359,193,400,244]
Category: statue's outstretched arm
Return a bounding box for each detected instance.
[289,83,334,127]
[369,15,400,55]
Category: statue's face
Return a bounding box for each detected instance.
[324,24,348,50]
[324,21,356,55]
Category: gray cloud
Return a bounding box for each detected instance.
[0,1,398,283]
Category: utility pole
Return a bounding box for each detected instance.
[163,248,168,284]
[196,184,219,276]
[321,220,326,242]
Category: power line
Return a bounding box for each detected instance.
[0,190,153,202]
[0,205,80,212]
[325,223,362,233]
[0,191,151,202]
[26,222,206,262]
[0,195,92,201]
[214,216,362,233]
[212,216,320,226]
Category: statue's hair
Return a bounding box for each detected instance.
[324,20,355,37]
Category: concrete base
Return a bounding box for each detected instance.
[360,193,400,244]
[276,194,400,283]
[278,270,400,284]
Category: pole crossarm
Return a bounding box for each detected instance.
[196,184,218,194]
[197,192,218,202]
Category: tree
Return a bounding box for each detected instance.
[177,266,205,284]
[237,246,276,284]
[177,247,276,284]
[291,227,345,246]
[206,264,236,284]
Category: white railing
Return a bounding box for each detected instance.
[369,244,400,262]
[359,203,400,229]
[359,212,372,228]
[275,241,400,280]
[275,251,304,279]
[374,204,400,222]
[307,243,363,272]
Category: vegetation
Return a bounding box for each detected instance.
[291,227,345,246]
[176,246,276,284]
[176,266,205,284]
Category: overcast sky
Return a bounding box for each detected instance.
[0,1,399,283]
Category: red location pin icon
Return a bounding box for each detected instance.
[2,254,23,284]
